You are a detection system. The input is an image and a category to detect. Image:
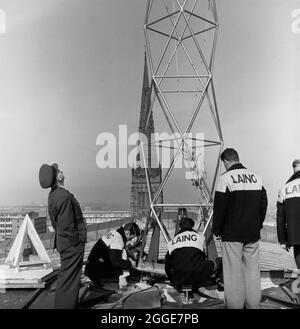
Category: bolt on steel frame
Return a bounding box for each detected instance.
[140,0,223,254]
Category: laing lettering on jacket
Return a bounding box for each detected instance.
[218,168,262,193]
[278,178,300,200]
[212,163,268,242]
[102,230,124,251]
[167,231,204,255]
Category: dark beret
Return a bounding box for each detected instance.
[39,164,56,189]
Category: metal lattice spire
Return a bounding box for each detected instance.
[141,0,223,246]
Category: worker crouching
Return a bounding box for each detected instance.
[84,222,141,287]
[165,217,221,292]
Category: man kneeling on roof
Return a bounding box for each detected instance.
[85,222,141,287]
[165,217,222,292]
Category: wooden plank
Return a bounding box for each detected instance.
[0,280,41,284]
[137,261,166,276]
[0,277,42,283]
[5,215,51,268]
[0,264,53,282]
[27,215,51,264]
[0,282,45,289]
[5,215,28,267]
[18,260,48,268]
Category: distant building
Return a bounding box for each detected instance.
[83,210,131,225]
[0,211,42,241]
[43,209,130,230]
[21,206,47,213]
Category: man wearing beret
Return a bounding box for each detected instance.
[39,163,87,309]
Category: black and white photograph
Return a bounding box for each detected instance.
[0,0,299,320]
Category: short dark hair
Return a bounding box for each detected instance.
[292,159,300,168]
[124,222,141,236]
[179,217,195,229]
[221,148,239,162]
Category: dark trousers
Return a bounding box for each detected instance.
[55,242,85,309]
[170,260,215,288]
[294,245,300,269]
[85,259,117,283]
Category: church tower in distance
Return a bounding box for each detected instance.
[130,53,162,220]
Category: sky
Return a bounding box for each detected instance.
[0,0,299,211]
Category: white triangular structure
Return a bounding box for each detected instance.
[5,214,51,268]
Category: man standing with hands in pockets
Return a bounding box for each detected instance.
[39,163,87,309]
[212,148,268,309]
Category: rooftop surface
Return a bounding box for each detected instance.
[0,220,298,309]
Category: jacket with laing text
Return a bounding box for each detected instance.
[212,163,268,242]
[165,228,207,285]
[277,171,300,245]
[86,227,133,279]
